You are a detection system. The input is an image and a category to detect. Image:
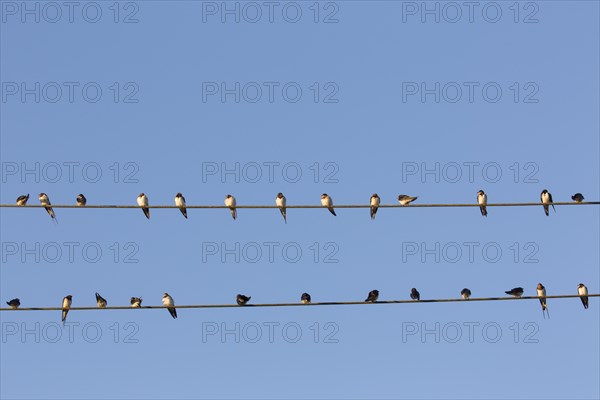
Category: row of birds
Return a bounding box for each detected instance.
[4,284,590,322]
[15,190,585,223]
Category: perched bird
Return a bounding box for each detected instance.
[578,283,589,309]
[162,293,177,319]
[137,193,150,219]
[572,193,584,203]
[39,193,57,223]
[301,293,311,304]
[537,283,549,318]
[410,288,420,301]
[321,194,336,216]
[540,189,555,216]
[276,193,287,223]
[175,193,187,219]
[477,190,487,217]
[365,290,379,303]
[370,193,380,220]
[62,295,72,323]
[225,195,237,220]
[16,194,29,206]
[398,195,418,206]
[95,292,107,308]
[237,294,251,306]
[6,298,20,309]
[461,288,472,300]
[130,297,143,308]
[505,287,524,297]
[76,194,87,206]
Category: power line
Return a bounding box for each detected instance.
[1,202,598,209]
[1,294,597,311]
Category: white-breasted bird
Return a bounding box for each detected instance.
[62,295,72,323]
[578,283,589,309]
[301,293,311,304]
[365,290,379,303]
[225,195,237,220]
[39,193,57,223]
[398,194,418,206]
[162,293,177,319]
[130,297,143,308]
[537,283,549,318]
[572,193,584,203]
[477,190,487,217]
[321,194,336,216]
[95,292,107,308]
[276,193,287,223]
[137,193,150,219]
[175,193,187,219]
[370,193,380,220]
[16,194,29,206]
[76,194,87,206]
[540,189,555,217]
[461,288,471,300]
[237,294,251,306]
[6,298,20,309]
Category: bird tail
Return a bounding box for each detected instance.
[180,208,188,219]
[480,206,487,217]
[280,208,286,224]
[329,208,337,216]
[143,208,150,219]
[231,208,237,220]
[543,205,549,216]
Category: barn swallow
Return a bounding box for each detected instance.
[276,193,287,223]
[410,288,420,301]
[130,297,143,308]
[505,287,524,297]
[365,290,379,303]
[175,193,187,219]
[16,194,29,206]
[137,193,150,219]
[370,193,380,220]
[540,189,555,216]
[39,193,57,223]
[537,283,549,318]
[62,295,72,324]
[95,292,107,308]
[6,298,20,309]
[477,190,487,217]
[301,293,311,304]
[225,195,237,220]
[162,293,177,319]
[461,288,471,300]
[76,194,87,206]
[237,294,251,306]
[578,283,589,309]
[321,194,336,216]
[398,195,418,206]
[572,193,584,203]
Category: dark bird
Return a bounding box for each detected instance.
[370,193,380,220]
[540,189,555,216]
[365,290,379,303]
[6,298,20,309]
[321,194,336,216]
[301,293,311,304]
[461,288,471,300]
[162,293,177,319]
[225,195,237,220]
[175,193,187,219]
[16,194,29,206]
[276,193,287,223]
[130,297,143,308]
[410,288,420,301]
[477,190,487,217]
[39,193,57,223]
[578,283,589,309]
[505,287,524,297]
[237,294,251,306]
[137,193,150,219]
[76,194,87,206]
[537,283,549,318]
[62,295,72,323]
[95,292,107,308]
[572,193,584,203]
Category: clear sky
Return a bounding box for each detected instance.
[1,1,599,399]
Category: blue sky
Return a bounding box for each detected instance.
[1,1,599,399]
